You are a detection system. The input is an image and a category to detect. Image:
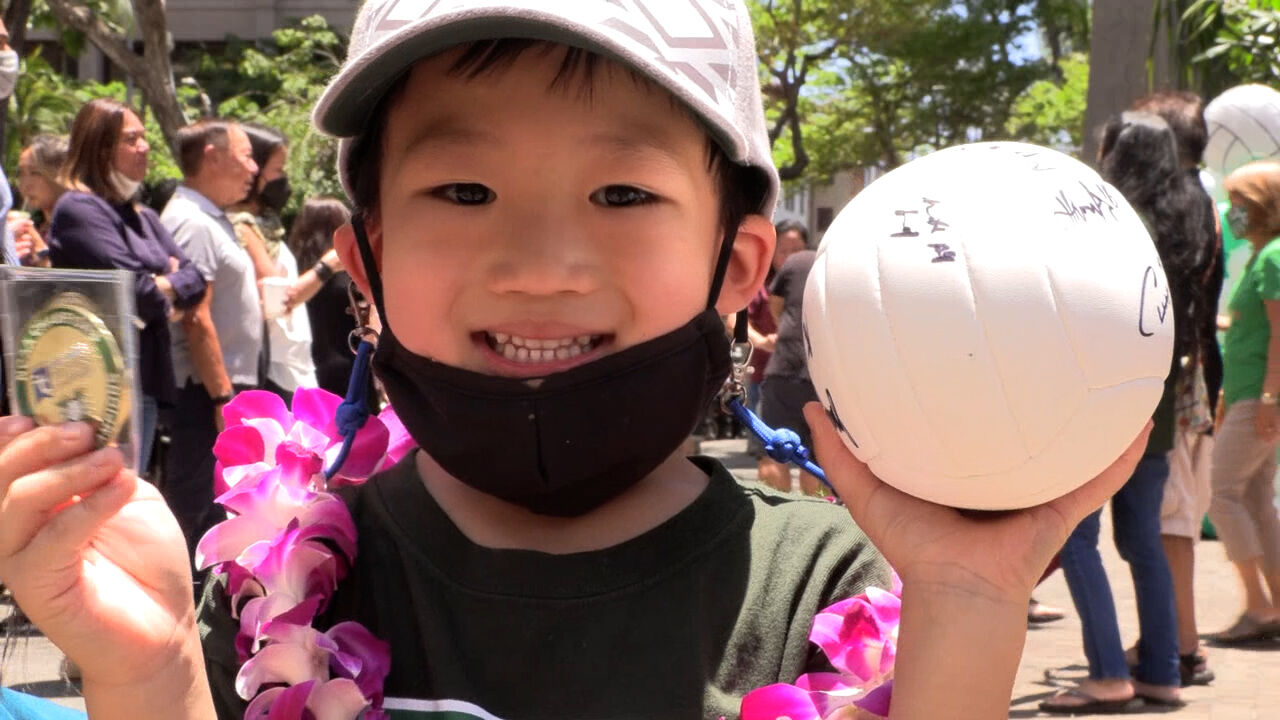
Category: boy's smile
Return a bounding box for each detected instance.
[365,45,733,380]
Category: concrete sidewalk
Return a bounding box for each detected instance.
[3,437,1278,717]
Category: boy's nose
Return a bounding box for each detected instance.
[485,216,600,297]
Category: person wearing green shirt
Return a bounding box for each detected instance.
[1209,159,1280,644]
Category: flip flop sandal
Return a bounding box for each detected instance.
[1179,652,1213,687]
[1209,614,1277,646]
[1135,692,1187,710]
[1039,688,1147,715]
[1028,598,1066,624]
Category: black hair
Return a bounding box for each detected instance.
[288,197,352,270]
[774,218,811,247]
[174,118,233,178]
[241,124,288,207]
[1099,111,1217,363]
[1129,91,1208,169]
[346,39,767,251]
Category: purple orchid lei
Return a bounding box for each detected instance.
[197,388,412,720]
[198,388,900,720]
[739,574,901,720]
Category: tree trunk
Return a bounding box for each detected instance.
[42,0,186,154]
[1080,0,1173,165]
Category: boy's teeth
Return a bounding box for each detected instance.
[489,332,599,363]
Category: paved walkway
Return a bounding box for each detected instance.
[3,438,1278,717]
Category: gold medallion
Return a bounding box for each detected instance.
[13,293,132,447]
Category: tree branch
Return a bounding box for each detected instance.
[42,0,138,75]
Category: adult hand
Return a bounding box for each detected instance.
[10,219,47,265]
[0,417,198,687]
[155,274,177,304]
[1255,401,1279,441]
[804,402,1148,605]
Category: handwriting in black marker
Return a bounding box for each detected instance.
[922,197,948,234]
[1138,265,1169,337]
[892,210,920,237]
[824,389,858,448]
[1054,181,1120,223]
[1013,149,1055,172]
[929,243,956,263]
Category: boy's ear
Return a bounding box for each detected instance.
[333,211,383,302]
[713,213,775,316]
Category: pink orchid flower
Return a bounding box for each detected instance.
[741,575,900,720]
[225,522,346,650]
[237,621,390,714]
[196,460,357,574]
[214,388,413,497]
[809,584,900,686]
[243,679,368,720]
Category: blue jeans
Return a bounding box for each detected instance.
[1059,454,1179,686]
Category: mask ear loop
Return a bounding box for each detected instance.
[322,210,383,485]
[707,229,833,496]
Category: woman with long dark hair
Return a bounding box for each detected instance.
[285,197,375,410]
[1043,111,1213,713]
[47,98,207,472]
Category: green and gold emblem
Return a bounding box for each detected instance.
[12,293,132,447]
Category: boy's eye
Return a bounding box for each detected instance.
[591,185,656,207]
[434,183,496,206]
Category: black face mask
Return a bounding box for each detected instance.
[258,177,292,212]
[353,216,736,517]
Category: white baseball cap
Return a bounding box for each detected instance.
[313,0,780,215]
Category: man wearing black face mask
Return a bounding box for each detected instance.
[228,124,317,407]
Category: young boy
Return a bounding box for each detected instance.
[0,2,1150,718]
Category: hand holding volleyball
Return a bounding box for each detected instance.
[804,142,1173,510]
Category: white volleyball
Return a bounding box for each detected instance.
[803,142,1173,510]
[1203,84,1280,200]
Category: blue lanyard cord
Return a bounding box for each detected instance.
[725,396,835,495]
[324,340,376,482]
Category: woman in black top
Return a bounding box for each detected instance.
[47,98,206,471]
[285,197,376,411]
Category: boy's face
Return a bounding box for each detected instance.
[340,46,772,379]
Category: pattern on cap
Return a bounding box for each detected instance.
[362,0,740,118]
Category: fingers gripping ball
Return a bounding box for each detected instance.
[803,142,1174,510]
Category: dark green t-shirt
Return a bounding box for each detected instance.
[200,455,889,720]
[1223,239,1280,408]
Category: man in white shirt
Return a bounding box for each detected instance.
[160,119,259,563]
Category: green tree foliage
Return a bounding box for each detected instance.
[750,0,937,179]
[1005,52,1088,150]
[751,0,1088,178]
[1185,0,1280,89]
[180,15,347,217]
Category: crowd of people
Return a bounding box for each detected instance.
[0,38,366,584]
[0,1,1278,719]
